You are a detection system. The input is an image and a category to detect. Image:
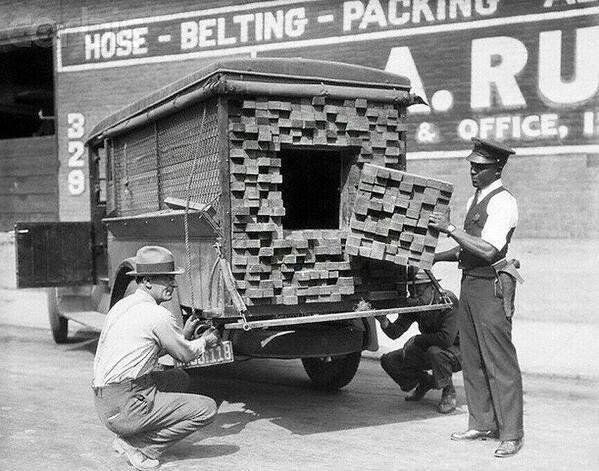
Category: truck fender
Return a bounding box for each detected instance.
[109,258,136,308]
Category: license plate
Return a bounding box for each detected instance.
[176,341,234,369]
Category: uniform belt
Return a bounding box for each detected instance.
[461,261,497,278]
[92,374,154,397]
[462,272,495,279]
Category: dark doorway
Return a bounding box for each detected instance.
[0,36,55,139]
[281,148,345,230]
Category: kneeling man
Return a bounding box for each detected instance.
[93,246,221,470]
[377,270,461,413]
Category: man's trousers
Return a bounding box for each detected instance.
[93,369,217,459]
[380,339,461,391]
[459,275,523,441]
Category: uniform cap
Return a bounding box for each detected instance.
[127,246,184,276]
[467,138,515,165]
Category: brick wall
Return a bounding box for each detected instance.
[409,153,599,239]
[1,1,597,238]
[0,136,58,231]
[0,0,225,31]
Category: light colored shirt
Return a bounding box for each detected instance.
[93,288,206,387]
[465,179,518,251]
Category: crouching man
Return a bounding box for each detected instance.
[377,270,461,413]
[93,246,221,470]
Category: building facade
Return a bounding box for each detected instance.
[1,0,597,236]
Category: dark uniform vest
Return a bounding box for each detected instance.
[458,186,515,278]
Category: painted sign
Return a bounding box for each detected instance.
[57,0,598,72]
[55,0,599,220]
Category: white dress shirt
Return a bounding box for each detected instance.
[465,179,518,251]
[93,289,206,387]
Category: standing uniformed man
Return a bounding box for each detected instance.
[429,138,524,458]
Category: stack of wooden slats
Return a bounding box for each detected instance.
[228,97,408,306]
[347,163,453,270]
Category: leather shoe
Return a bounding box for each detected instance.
[405,375,433,402]
[112,436,132,455]
[495,439,523,457]
[451,429,499,441]
[126,450,160,470]
[113,437,160,470]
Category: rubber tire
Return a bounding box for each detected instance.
[47,288,68,344]
[301,352,362,391]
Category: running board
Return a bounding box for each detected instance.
[224,303,450,330]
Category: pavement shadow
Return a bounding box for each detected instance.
[162,443,240,464]
[186,358,465,437]
[58,327,464,438]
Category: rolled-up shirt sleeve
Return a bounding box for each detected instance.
[153,313,207,363]
[481,193,518,251]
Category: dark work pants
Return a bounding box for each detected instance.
[380,340,461,391]
[459,275,524,441]
[93,369,217,459]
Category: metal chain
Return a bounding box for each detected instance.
[183,107,207,317]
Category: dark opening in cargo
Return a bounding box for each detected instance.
[281,148,346,230]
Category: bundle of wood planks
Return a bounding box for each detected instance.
[228,96,407,306]
[347,163,453,270]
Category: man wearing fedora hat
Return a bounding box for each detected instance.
[376,269,461,414]
[93,246,221,470]
[429,138,524,457]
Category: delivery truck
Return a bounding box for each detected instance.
[15,58,452,390]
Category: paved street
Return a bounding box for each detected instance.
[1,322,598,471]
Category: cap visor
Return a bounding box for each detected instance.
[466,151,497,164]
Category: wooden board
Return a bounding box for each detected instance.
[228,96,409,306]
[347,163,453,270]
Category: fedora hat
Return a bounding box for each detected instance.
[126,246,184,276]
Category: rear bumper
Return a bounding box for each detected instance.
[222,303,452,358]
[224,303,450,331]
[230,324,364,359]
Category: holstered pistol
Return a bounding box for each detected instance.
[492,258,524,320]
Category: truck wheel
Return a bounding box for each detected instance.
[301,352,361,391]
[47,288,68,343]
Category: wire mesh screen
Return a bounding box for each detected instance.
[110,99,221,219]
[112,125,158,216]
[157,99,221,210]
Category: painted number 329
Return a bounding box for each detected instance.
[67,113,85,195]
